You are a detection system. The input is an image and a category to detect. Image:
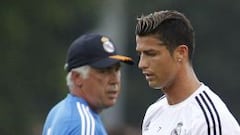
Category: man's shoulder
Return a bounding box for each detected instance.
[145,95,167,115]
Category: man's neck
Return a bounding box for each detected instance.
[163,67,200,105]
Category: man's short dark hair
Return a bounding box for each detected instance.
[135,10,195,63]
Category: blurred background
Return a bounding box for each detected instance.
[1,0,240,135]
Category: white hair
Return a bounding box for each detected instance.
[66,65,90,89]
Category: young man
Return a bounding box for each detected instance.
[42,33,134,135]
[135,10,240,135]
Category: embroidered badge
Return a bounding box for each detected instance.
[170,122,186,135]
[101,36,115,53]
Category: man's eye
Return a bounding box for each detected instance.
[96,68,113,74]
[98,69,108,73]
[146,52,157,56]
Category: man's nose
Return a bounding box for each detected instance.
[138,55,147,69]
[109,71,120,84]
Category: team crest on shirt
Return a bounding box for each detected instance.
[170,122,187,135]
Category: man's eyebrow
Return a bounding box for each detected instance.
[143,49,158,53]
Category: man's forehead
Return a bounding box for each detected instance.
[136,35,164,44]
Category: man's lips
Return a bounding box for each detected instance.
[107,91,118,99]
[143,72,154,80]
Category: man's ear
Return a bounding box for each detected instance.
[174,45,188,62]
[71,71,83,87]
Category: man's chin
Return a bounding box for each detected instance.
[153,86,162,90]
[105,100,117,107]
[149,82,162,90]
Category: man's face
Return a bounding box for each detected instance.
[81,63,121,112]
[136,35,179,89]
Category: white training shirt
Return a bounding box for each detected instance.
[142,83,240,135]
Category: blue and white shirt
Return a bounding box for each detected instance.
[42,94,107,135]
